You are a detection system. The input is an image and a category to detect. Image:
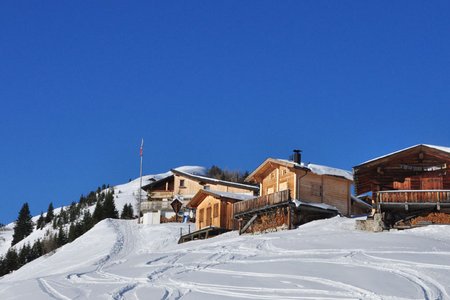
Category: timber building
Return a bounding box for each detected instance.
[353,144,450,227]
[141,167,258,220]
[234,150,359,234]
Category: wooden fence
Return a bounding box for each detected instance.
[377,190,450,203]
[233,189,291,216]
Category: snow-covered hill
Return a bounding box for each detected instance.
[0,166,206,257]
[1,217,450,299]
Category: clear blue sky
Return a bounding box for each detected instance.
[1,1,449,223]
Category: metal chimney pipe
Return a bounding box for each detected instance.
[293,149,302,164]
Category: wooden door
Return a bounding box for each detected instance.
[206,207,212,226]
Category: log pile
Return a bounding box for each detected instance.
[249,208,288,233]
[411,212,450,225]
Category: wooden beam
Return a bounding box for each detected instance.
[240,214,258,234]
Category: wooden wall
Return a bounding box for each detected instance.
[195,195,236,230]
[196,195,221,230]
[257,163,351,216]
[261,166,296,199]
[323,176,350,216]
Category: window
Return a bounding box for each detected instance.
[180,179,185,188]
[204,185,210,190]
[213,203,219,218]
[279,181,288,191]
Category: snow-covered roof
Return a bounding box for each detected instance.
[292,199,339,212]
[201,190,256,201]
[172,169,259,191]
[275,159,353,181]
[357,144,450,166]
[142,166,207,188]
[187,189,256,208]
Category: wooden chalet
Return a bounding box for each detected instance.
[234,151,356,234]
[141,167,258,220]
[353,144,450,227]
[178,190,256,243]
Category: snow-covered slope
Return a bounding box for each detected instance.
[0,166,206,257]
[1,217,450,299]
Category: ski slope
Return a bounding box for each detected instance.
[1,217,450,299]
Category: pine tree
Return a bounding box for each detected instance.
[36,212,45,230]
[121,204,134,219]
[93,199,104,223]
[68,223,77,242]
[68,201,78,222]
[5,248,18,273]
[82,210,94,232]
[45,202,54,223]
[60,207,68,224]
[57,227,67,247]
[18,243,31,267]
[11,203,33,246]
[103,192,118,219]
[0,256,6,276]
[30,239,43,260]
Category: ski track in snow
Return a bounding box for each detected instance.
[4,218,450,299]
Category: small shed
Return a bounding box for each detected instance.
[187,190,256,231]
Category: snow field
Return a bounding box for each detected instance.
[1,217,450,299]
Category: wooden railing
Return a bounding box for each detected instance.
[141,201,173,212]
[377,190,450,203]
[233,189,291,216]
[149,191,174,199]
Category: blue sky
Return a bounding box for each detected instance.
[1,1,449,223]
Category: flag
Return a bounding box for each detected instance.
[140,138,144,157]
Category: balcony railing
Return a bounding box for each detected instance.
[149,191,174,199]
[233,189,291,217]
[377,190,450,203]
[141,201,174,212]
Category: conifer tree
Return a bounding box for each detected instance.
[93,199,104,223]
[0,256,6,276]
[121,204,134,219]
[45,202,54,223]
[57,227,67,247]
[68,223,77,242]
[103,192,118,219]
[30,239,43,260]
[82,210,94,232]
[45,202,55,223]
[5,248,18,273]
[36,212,45,230]
[18,243,31,267]
[11,203,33,246]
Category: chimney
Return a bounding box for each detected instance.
[293,149,302,164]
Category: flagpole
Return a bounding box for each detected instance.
[138,138,144,224]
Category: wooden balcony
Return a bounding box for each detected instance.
[233,189,291,218]
[148,190,174,200]
[377,190,450,203]
[141,200,174,212]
